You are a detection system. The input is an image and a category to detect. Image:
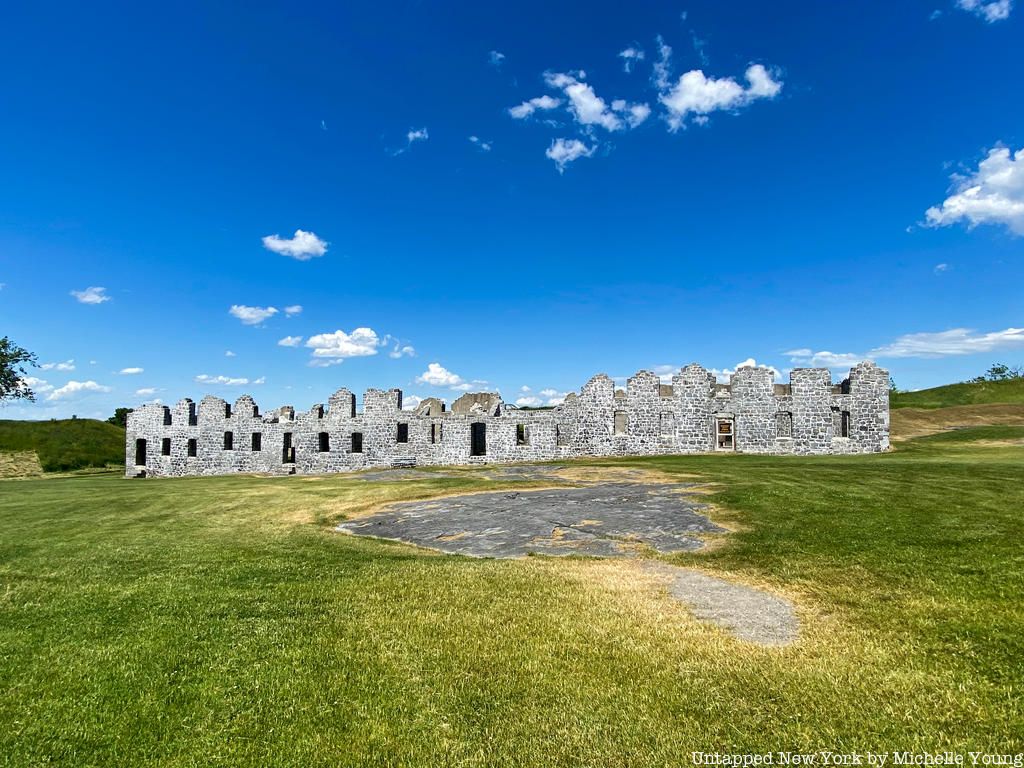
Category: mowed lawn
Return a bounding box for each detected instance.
[1,429,1023,766]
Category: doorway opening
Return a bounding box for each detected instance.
[715,418,735,451]
[470,422,487,456]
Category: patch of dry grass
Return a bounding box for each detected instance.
[890,403,1024,441]
[0,450,43,478]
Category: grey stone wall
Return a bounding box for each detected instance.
[126,361,890,477]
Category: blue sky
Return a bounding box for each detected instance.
[2,0,1023,419]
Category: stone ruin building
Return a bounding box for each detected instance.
[125,361,890,477]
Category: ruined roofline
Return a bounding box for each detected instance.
[132,361,885,425]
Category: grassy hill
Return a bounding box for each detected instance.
[891,377,1024,409]
[0,418,124,472]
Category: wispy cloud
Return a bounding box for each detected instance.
[118,367,144,375]
[194,374,265,386]
[392,127,429,156]
[488,50,505,67]
[70,286,110,304]
[135,387,158,397]
[468,135,493,152]
[284,305,303,316]
[956,0,1013,22]
[278,335,303,347]
[389,342,416,359]
[618,46,645,73]
[787,326,1024,368]
[508,95,562,120]
[262,230,328,260]
[40,359,75,371]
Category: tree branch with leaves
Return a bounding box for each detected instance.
[0,337,39,403]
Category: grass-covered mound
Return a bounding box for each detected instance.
[0,418,124,472]
[891,376,1024,409]
[0,431,1021,763]
[890,402,1024,440]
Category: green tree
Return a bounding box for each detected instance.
[107,407,133,428]
[0,336,38,403]
[888,375,898,393]
[971,363,1023,383]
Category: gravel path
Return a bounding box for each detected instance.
[643,562,799,646]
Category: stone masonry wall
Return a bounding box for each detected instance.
[125,361,890,477]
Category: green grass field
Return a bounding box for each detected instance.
[0,418,124,472]
[1,426,1022,765]
[891,376,1024,409]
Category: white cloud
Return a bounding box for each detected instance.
[537,387,570,405]
[652,35,673,90]
[872,327,1024,358]
[229,304,278,326]
[508,95,562,119]
[135,387,158,397]
[611,99,651,128]
[715,358,782,382]
[70,286,110,304]
[520,385,531,393]
[403,394,424,410]
[284,305,302,316]
[416,362,465,388]
[225,350,236,357]
[515,396,543,407]
[619,46,645,73]
[40,359,75,371]
[393,127,429,155]
[468,135,493,152]
[194,374,261,386]
[306,328,383,360]
[278,335,303,347]
[118,367,144,375]
[389,342,416,359]
[934,263,950,273]
[261,230,328,260]
[660,63,782,131]
[546,138,596,173]
[956,0,1012,22]
[787,326,1024,367]
[784,349,865,368]
[21,376,53,394]
[544,71,646,133]
[46,380,112,401]
[925,145,1024,236]
[489,50,505,67]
